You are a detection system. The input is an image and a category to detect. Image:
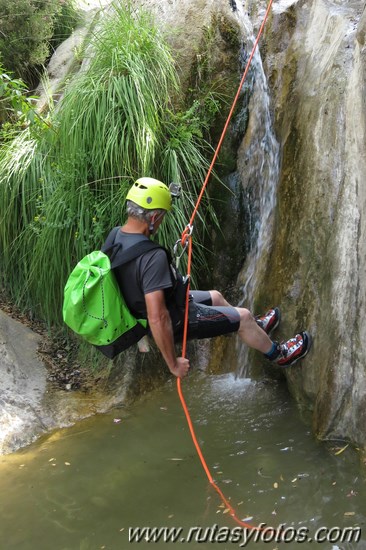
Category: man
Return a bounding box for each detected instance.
[106,177,311,378]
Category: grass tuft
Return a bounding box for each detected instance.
[0,1,215,326]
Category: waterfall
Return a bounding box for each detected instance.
[235,41,280,377]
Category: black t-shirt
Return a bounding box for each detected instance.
[111,230,174,319]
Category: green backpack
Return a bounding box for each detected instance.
[63,229,161,359]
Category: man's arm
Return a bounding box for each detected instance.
[145,290,190,378]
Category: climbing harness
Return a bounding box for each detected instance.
[176,0,275,532]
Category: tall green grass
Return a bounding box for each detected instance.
[0,1,214,326]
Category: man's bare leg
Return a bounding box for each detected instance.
[208,290,273,354]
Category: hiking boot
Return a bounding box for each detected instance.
[275,331,312,367]
[256,307,281,335]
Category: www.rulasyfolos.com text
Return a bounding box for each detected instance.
[128,523,361,545]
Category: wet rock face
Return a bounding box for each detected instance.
[134,0,243,84]
[0,311,47,454]
[256,0,366,447]
[0,310,138,455]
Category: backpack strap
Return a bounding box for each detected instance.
[101,227,187,310]
[100,226,121,262]
[101,227,164,269]
[111,240,162,269]
[103,226,120,250]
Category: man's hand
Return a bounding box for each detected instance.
[170,357,190,378]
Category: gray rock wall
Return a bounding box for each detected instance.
[0,311,47,453]
[255,0,366,447]
[0,310,137,454]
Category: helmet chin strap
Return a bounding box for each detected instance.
[148,212,156,235]
[149,211,165,235]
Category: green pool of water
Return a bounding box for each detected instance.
[0,372,365,549]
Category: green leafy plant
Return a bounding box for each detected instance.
[0,63,49,141]
[0,0,59,81]
[0,1,216,327]
[0,0,80,84]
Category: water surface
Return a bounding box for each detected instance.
[0,372,365,549]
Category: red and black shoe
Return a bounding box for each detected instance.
[275,331,312,367]
[256,307,281,335]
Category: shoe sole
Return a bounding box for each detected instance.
[267,307,281,335]
[277,331,312,368]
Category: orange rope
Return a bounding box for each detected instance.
[177,0,274,532]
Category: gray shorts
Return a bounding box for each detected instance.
[172,290,240,341]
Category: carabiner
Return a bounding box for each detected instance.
[181,223,194,247]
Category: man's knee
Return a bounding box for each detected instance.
[209,290,227,307]
[238,308,254,327]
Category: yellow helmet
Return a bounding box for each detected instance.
[126,177,172,211]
